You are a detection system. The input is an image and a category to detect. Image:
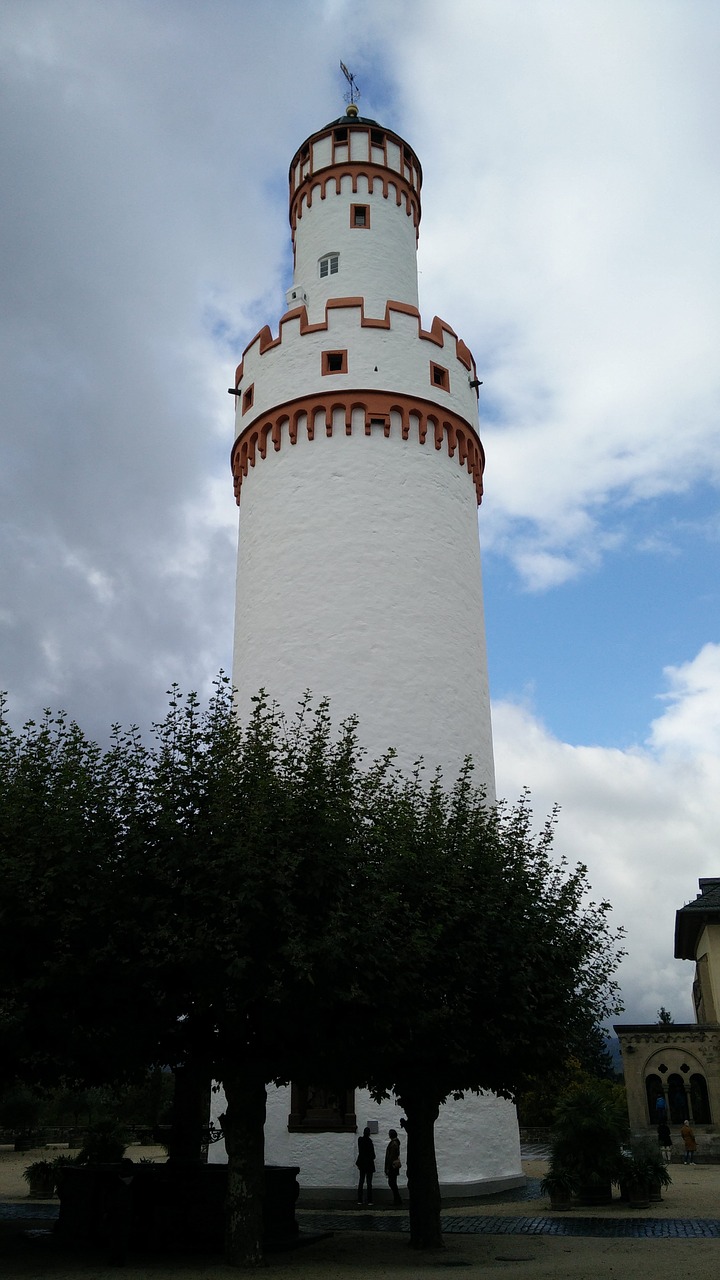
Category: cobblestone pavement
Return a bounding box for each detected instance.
[4,1200,720,1241]
[0,1203,58,1221]
[298,1211,720,1239]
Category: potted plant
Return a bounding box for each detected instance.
[619,1139,671,1209]
[540,1165,576,1211]
[23,1159,57,1198]
[75,1120,130,1165]
[549,1081,628,1206]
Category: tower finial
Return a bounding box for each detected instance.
[340,61,360,114]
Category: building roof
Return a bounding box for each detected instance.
[674,878,720,959]
[613,1023,714,1034]
[323,114,381,128]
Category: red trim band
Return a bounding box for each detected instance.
[231,391,485,507]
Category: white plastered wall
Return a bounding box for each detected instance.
[294,174,419,321]
[208,1082,522,1199]
[237,304,478,432]
[232,420,495,794]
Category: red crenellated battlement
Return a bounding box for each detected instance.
[232,300,477,388]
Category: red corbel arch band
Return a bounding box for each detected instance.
[231,391,485,507]
[290,166,421,249]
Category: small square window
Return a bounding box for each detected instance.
[351,204,370,229]
[371,129,384,147]
[322,350,347,375]
[242,384,254,414]
[430,362,449,391]
[319,254,339,278]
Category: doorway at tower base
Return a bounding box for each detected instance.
[208,1083,524,1201]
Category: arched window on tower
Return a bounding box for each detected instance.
[319,254,339,279]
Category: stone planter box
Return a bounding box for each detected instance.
[55,1162,300,1253]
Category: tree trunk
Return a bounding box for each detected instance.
[219,1066,267,1268]
[401,1091,443,1249]
[167,1063,210,1163]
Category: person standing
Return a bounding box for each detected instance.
[356,1126,375,1206]
[657,1121,672,1164]
[384,1128,403,1207]
[681,1120,697,1164]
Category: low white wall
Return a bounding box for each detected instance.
[209,1083,523,1199]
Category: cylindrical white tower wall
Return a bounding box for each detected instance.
[225,108,520,1195]
[233,303,480,432]
[289,117,422,323]
[293,173,420,320]
[233,419,495,793]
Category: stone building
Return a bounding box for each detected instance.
[615,878,720,1157]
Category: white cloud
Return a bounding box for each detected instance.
[398,1,720,587]
[649,644,720,758]
[493,644,720,1024]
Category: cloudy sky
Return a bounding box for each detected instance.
[2,0,719,1027]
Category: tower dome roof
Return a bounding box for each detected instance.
[322,113,381,128]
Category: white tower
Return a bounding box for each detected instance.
[230,105,495,794]
[214,104,522,1197]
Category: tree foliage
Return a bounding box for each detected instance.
[319,769,625,1244]
[0,683,625,1264]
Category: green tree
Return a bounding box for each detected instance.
[113,684,381,1266]
[0,697,156,1090]
[0,685,625,1264]
[329,770,625,1248]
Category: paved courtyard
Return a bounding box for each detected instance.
[2,1145,720,1278]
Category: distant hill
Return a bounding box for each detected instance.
[606,1034,623,1077]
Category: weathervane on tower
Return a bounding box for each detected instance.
[340,60,360,111]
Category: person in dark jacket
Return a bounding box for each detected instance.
[384,1128,403,1206]
[356,1127,375,1205]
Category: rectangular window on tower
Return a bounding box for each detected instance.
[430,362,450,392]
[319,254,339,278]
[242,384,254,414]
[350,204,370,229]
[322,350,348,375]
[288,1083,357,1133]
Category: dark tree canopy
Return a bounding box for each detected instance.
[0,682,624,1264]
